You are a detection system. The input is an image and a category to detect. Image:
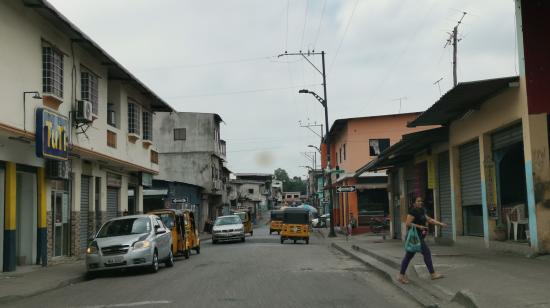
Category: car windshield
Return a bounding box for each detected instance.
[215,216,241,226]
[97,218,151,238]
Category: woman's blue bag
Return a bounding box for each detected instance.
[405,227,422,253]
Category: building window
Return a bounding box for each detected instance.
[369,139,390,156]
[174,128,186,140]
[107,103,116,127]
[128,100,140,135]
[107,130,117,148]
[142,110,152,141]
[343,144,346,160]
[150,150,159,164]
[339,147,343,163]
[248,189,254,194]
[81,69,98,115]
[42,46,63,99]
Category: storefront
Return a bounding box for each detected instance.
[459,140,483,237]
[106,173,121,221]
[437,151,453,239]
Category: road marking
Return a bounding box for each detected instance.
[74,300,173,308]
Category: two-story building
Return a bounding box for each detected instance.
[152,112,228,230]
[228,174,272,221]
[321,113,432,232]
[0,0,173,272]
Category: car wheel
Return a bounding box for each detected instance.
[165,251,174,267]
[85,271,97,280]
[241,236,245,242]
[250,230,253,236]
[305,238,309,245]
[269,229,272,234]
[184,249,190,259]
[280,237,284,244]
[293,239,297,244]
[195,246,201,254]
[212,238,217,244]
[150,251,159,273]
[277,231,280,235]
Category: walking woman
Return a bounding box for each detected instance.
[398,196,447,284]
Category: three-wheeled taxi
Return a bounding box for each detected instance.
[280,208,310,244]
[233,210,253,236]
[148,209,200,259]
[269,210,284,235]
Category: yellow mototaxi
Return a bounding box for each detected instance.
[280,208,310,244]
[148,209,200,259]
[233,210,253,236]
[269,210,284,235]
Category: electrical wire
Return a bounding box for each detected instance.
[312,0,327,50]
[165,83,321,99]
[300,0,310,51]
[134,56,275,72]
[329,0,359,73]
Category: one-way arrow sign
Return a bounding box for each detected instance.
[336,186,356,193]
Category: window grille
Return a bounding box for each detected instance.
[142,110,152,141]
[81,70,98,115]
[174,128,186,140]
[128,101,140,135]
[42,47,63,98]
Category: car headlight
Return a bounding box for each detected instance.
[133,240,151,250]
[86,241,99,254]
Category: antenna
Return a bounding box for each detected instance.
[433,78,443,96]
[391,97,407,114]
[444,11,467,87]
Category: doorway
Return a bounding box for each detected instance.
[16,171,37,265]
[51,180,70,257]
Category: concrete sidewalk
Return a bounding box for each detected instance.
[318,228,550,308]
[0,260,86,304]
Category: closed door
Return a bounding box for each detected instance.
[106,187,119,220]
[80,176,91,253]
[438,151,452,238]
[460,141,483,236]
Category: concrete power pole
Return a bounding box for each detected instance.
[445,12,467,87]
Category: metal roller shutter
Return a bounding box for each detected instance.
[460,141,481,206]
[492,124,523,150]
[106,187,119,220]
[438,152,452,238]
[80,176,91,251]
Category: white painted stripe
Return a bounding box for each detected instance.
[74,300,172,308]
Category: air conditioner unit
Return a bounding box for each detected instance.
[75,100,93,123]
[46,160,69,180]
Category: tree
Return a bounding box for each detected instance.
[274,168,306,194]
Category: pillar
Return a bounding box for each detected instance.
[37,168,47,266]
[3,162,16,272]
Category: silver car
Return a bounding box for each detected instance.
[212,215,245,244]
[86,215,173,275]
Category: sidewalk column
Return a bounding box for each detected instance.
[479,134,491,247]
[3,162,16,272]
[37,167,47,266]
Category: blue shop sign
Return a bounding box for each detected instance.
[36,108,69,160]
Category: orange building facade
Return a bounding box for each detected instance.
[321,113,431,230]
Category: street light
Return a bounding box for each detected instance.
[308,145,321,153]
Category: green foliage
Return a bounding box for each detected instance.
[274,168,307,195]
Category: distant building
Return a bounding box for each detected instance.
[152,112,228,230]
[283,192,302,205]
[228,173,272,222]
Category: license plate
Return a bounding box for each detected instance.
[106,256,124,264]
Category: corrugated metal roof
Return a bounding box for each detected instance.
[408,76,519,127]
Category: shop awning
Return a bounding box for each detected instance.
[355,127,448,174]
[408,76,519,127]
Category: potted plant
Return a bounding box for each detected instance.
[493,223,507,241]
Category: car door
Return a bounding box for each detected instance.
[154,217,170,258]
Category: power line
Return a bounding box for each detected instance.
[300,0,310,50]
[165,83,321,99]
[329,0,359,72]
[135,56,274,72]
[312,0,327,50]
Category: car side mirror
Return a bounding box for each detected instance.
[155,228,167,235]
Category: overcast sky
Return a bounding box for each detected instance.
[49,0,518,178]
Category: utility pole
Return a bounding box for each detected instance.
[445,12,467,87]
[298,120,323,139]
[280,50,336,237]
[391,97,407,114]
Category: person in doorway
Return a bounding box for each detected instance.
[398,196,447,284]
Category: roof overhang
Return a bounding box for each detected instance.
[355,127,448,175]
[409,76,519,127]
[24,0,174,112]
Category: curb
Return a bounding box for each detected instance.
[331,242,440,308]
[0,274,86,304]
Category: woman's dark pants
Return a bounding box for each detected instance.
[400,238,435,275]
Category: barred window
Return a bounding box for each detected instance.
[142,110,153,141]
[174,128,186,140]
[81,69,98,115]
[128,100,140,135]
[42,47,64,98]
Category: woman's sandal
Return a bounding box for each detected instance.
[431,273,444,280]
[397,275,410,284]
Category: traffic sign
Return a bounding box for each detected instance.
[336,186,356,193]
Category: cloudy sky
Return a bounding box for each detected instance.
[49,0,518,178]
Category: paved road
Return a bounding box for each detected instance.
[6,223,418,308]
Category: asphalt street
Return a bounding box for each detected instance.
[5,223,418,308]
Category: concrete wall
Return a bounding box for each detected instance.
[155,152,215,191]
